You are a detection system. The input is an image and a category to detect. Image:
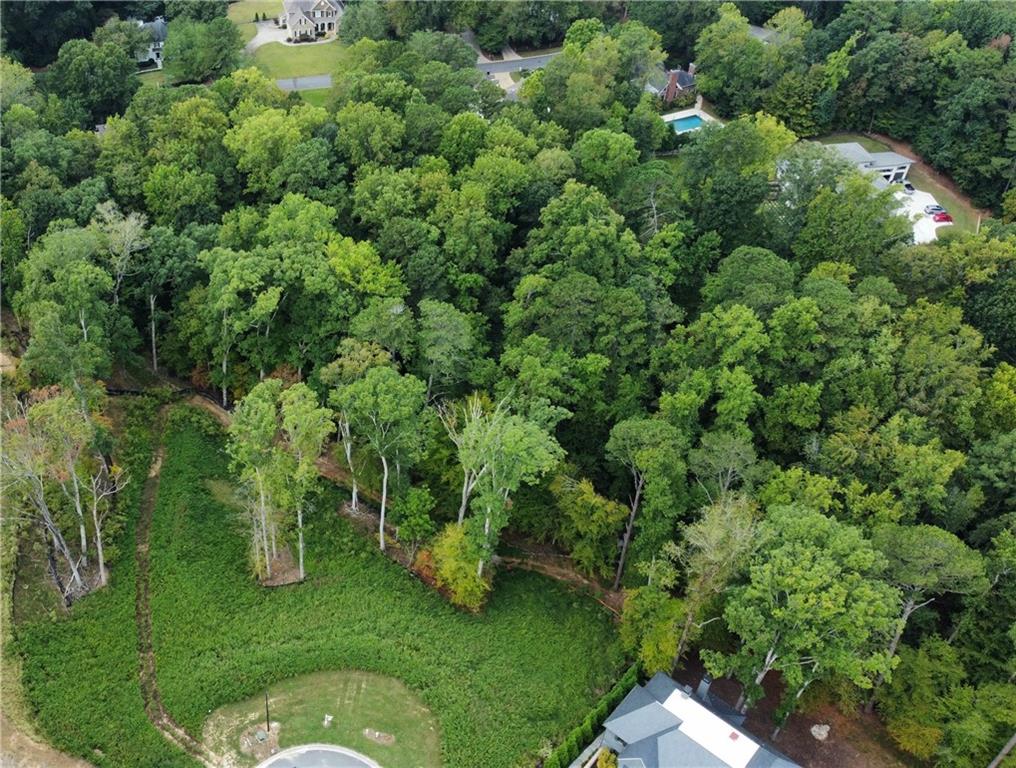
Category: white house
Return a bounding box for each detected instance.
[279,0,342,40]
[826,142,914,183]
[135,16,167,69]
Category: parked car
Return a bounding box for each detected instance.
[924,204,946,215]
[933,212,953,223]
[902,182,916,195]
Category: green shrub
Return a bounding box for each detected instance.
[431,522,490,610]
[543,754,562,768]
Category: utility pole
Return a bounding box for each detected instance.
[265,689,270,733]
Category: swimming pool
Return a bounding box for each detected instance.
[669,114,705,133]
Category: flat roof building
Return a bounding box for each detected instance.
[826,142,913,183]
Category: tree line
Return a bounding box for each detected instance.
[2,11,1015,767]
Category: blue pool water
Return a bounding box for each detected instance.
[670,114,705,133]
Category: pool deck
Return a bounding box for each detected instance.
[661,107,720,134]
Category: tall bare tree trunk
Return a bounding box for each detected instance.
[866,597,916,713]
[379,455,389,552]
[258,475,272,578]
[297,504,305,581]
[612,474,644,590]
[458,469,472,524]
[339,423,358,511]
[222,353,229,408]
[736,648,777,713]
[91,503,107,587]
[69,471,88,568]
[149,294,158,371]
[988,730,1016,768]
[477,507,491,577]
[673,610,697,672]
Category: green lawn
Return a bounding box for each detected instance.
[299,88,332,108]
[817,132,980,232]
[817,131,890,153]
[254,40,347,79]
[137,69,166,86]
[16,407,623,768]
[204,670,441,767]
[228,0,283,43]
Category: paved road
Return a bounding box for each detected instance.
[479,52,559,75]
[275,50,560,92]
[276,74,332,92]
[256,745,381,768]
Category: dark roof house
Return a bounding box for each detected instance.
[600,673,800,768]
[645,65,697,103]
[132,16,167,68]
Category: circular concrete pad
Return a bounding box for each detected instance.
[255,744,382,768]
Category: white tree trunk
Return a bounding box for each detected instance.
[91,499,107,587]
[340,423,358,511]
[612,473,644,590]
[379,455,389,552]
[866,595,918,713]
[258,474,272,578]
[297,504,305,581]
[149,294,158,371]
[476,506,491,577]
[988,730,1016,768]
[457,468,474,524]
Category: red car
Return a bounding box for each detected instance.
[933,212,953,223]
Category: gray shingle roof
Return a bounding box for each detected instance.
[601,673,802,768]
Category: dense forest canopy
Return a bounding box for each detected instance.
[2,2,1016,767]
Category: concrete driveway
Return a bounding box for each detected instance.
[245,21,290,54]
[896,188,952,244]
[255,744,381,768]
[480,52,559,75]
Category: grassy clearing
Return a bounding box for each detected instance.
[253,40,346,79]
[204,670,441,767]
[15,397,198,768]
[148,414,623,768]
[137,69,166,86]
[817,132,979,232]
[299,88,332,108]
[228,0,283,44]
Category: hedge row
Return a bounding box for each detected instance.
[542,663,641,768]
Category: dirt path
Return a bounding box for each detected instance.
[134,410,220,768]
[0,712,94,768]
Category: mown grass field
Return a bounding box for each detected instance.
[203,670,441,767]
[137,68,167,86]
[299,88,332,108]
[254,40,347,79]
[16,406,623,768]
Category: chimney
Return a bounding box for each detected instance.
[688,62,697,76]
[696,673,713,704]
